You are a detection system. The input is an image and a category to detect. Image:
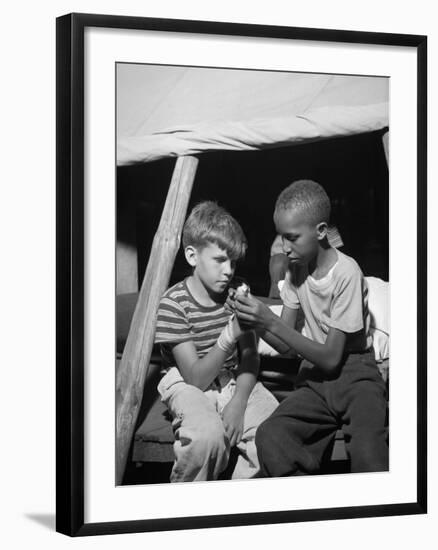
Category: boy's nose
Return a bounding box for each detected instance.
[223,261,233,276]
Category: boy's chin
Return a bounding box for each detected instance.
[210,282,229,295]
[214,284,229,294]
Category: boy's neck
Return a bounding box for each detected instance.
[308,246,338,280]
[187,274,219,306]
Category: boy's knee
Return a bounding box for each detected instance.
[255,418,285,475]
[172,417,230,481]
[255,418,273,449]
[192,420,228,459]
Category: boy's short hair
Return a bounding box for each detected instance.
[182,201,247,261]
[275,180,331,225]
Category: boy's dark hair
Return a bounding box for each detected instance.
[275,180,331,225]
[182,201,247,261]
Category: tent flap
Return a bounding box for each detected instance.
[117,66,389,166]
[118,103,388,165]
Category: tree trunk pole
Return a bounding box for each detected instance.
[116,155,198,485]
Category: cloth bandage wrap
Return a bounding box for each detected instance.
[217,282,250,353]
[217,315,242,353]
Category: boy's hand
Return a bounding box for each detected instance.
[225,287,237,313]
[225,282,249,314]
[234,293,276,332]
[221,396,246,446]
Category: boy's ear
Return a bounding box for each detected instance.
[316,222,328,241]
[184,245,197,267]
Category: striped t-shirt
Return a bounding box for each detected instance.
[155,279,237,372]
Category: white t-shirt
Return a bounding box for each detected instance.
[280,250,372,352]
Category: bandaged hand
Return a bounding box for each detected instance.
[217,314,242,354]
[226,281,250,312]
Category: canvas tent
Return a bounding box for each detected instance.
[117,65,388,165]
[115,64,389,483]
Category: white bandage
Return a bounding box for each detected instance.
[217,315,242,354]
[218,281,250,353]
[235,282,250,297]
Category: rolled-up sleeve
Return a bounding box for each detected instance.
[329,271,365,333]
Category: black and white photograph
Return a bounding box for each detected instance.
[115,64,390,486]
[2,0,434,547]
[53,10,427,537]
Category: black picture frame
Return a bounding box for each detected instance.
[56,12,427,537]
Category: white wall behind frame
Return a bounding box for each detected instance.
[1,1,434,550]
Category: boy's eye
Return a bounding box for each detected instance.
[283,235,297,243]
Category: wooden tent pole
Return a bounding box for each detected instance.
[116,155,199,485]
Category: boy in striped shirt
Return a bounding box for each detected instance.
[155,201,278,482]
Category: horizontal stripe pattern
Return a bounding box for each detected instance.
[155,279,236,370]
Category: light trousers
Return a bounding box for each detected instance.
[158,367,278,482]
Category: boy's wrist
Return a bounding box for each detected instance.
[217,315,241,353]
[217,331,236,354]
[265,312,279,333]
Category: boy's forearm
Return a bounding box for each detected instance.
[265,316,342,373]
[185,315,242,390]
[187,347,258,395]
[260,328,293,355]
[182,329,259,392]
[232,336,259,403]
[233,370,257,405]
[186,345,233,390]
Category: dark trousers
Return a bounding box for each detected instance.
[256,351,388,476]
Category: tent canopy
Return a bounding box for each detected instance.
[117,65,388,166]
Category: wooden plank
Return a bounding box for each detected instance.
[116,155,199,484]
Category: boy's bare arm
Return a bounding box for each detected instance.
[268,253,289,299]
[233,330,259,400]
[265,316,347,373]
[171,339,233,391]
[259,305,299,354]
[235,295,347,374]
[222,330,259,446]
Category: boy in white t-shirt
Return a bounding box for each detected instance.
[231,180,388,475]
